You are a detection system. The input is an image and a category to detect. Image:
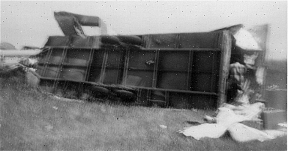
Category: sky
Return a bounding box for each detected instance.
[1,1,287,60]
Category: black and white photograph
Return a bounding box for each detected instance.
[0,1,287,150]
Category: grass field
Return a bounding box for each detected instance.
[0,69,287,151]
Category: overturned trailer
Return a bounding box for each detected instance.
[32,12,267,109]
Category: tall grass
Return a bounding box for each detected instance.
[0,68,286,151]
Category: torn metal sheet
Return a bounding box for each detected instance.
[54,11,107,37]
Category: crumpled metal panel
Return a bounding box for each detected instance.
[179,32,220,48]
[45,36,101,48]
[142,32,221,48]
[45,36,70,47]
[143,34,179,48]
[54,11,107,37]
[70,36,101,48]
[54,12,86,37]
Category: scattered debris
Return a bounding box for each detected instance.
[179,102,287,142]
[45,125,53,131]
[267,85,280,90]
[187,27,283,142]
[159,125,167,129]
[52,106,58,110]
[181,76,285,142]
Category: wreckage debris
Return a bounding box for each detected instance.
[180,70,285,142]
[1,12,270,111]
[2,11,285,143]
[179,102,286,142]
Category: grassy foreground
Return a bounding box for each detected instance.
[0,69,286,151]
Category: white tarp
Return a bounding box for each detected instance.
[179,124,227,140]
[179,103,287,142]
[228,123,286,142]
